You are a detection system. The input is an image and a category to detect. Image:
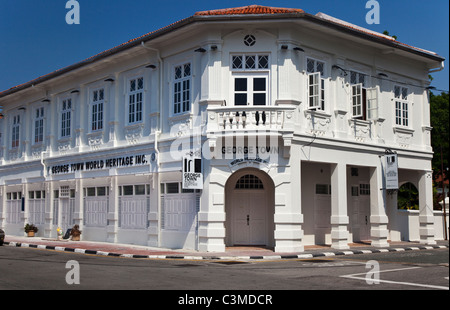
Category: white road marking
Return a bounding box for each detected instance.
[340,266,449,290]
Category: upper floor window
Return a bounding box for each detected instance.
[233,75,268,106]
[349,71,378,120]
[61,98,72,138]
[232,54,269,71]
[394,85,409,127]
[231,54,269,106]
[307,58,325,111]
[91,88,104,131]
[173,63,191,114]
[34,107,44,144]
[128,77,143,124]
[11,115,20,148]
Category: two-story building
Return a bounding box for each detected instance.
[0,5,446,252]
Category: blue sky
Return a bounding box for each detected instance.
[0,0,448,93]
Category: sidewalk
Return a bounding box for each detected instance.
[3,235,448,261]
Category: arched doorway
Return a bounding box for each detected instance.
[225,168,275,247]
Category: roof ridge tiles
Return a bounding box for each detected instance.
[194,4,304,16]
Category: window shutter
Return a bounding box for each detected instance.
[366,87,379,120]
[308,72,321,109]
[352,83,363,118]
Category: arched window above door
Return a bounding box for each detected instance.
[235,174,264,189]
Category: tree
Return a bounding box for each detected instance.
[398,182,419,210]
[430,91,449,204]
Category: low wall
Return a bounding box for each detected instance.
[394,209,449,241]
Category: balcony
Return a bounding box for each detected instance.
[206,104,298,157]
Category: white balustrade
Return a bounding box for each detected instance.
[207,106,296,132]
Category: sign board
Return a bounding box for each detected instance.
[48,154,148,175]
[182,155,203,190]
[385,153,398,190]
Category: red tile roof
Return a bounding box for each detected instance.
[195,5,304,16]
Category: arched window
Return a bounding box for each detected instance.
[235,174,264,189]
[397,182,419,210]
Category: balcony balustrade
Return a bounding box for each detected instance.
[206,104,298,158]
[206,105,297,133]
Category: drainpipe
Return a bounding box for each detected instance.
[141,42,163,247]
[140,42,162,167]
[41,151,49,178]
[141,41,163,133]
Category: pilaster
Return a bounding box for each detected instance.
[418,170,436,245]
[330,163,350,249]
[369,165,389,247]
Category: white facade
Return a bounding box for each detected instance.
[0,6,446,252]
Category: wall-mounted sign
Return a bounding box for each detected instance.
[221,146,279,157]
[183,155,203,190]
[385,153,398,190]
[229,156,270,168]
[48,154,148,175]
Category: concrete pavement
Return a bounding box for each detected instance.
[2,235,448,261]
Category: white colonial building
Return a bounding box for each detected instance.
[0,5,447,252]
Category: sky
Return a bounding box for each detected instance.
[0,0,448,94]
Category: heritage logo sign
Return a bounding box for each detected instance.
[183,155,203,190]
[385,153,398,190]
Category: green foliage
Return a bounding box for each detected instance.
[382,30,397,40]
[24,223,38,233]
[397,182,419,210]
[430,92,449,181]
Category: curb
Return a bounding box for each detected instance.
[3,241,448,261]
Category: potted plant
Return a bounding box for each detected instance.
[24,224,38,237]
[70,224,82,241]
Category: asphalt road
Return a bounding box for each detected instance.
[0,245,448,296]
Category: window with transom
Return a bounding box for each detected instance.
[128,77,143,124]
[34,107,44,144]
[307,58,325,111]
[349,71,378,120]
[231,54,269,106]
[11,114,20,148]
[394,85,409,127]
[61,98,72,138]
[92,88,104,131]
[173,63,191,114]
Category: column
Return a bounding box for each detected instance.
[369,165,389,247]
[44,181,55,238]
[147,174,160,247]
[0,185,6,228]
[418,170,436,245]
[23,182,29,226]
[198,163,226,253]
[74,178,83,228]
[330,163,350,249]
[274,155,304,252]
[107,175,119,243]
